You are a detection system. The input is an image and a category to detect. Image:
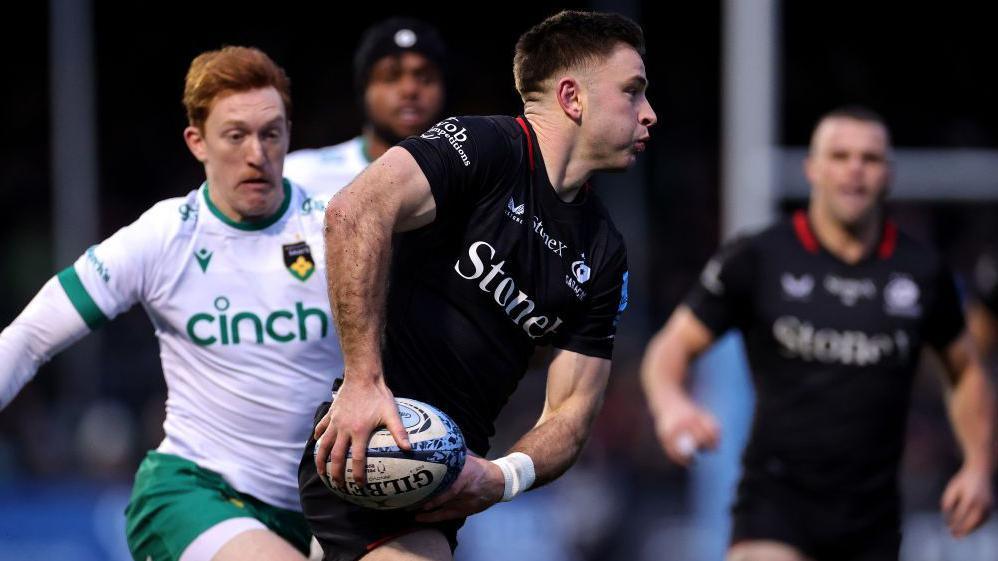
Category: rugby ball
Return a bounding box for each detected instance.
[315,397,466,510]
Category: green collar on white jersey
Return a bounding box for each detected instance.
[360,136,375,164]
[202,179,292,231]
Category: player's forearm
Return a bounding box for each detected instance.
[0,277,90,409]
[508,391,603,488]
[323,195,393,379]
[949,365,997,471]
[640,329,696,418]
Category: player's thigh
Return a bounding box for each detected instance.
[362,529,452,561]
[727,540,813,561]
[211,528,308,561]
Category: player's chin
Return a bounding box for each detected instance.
[237,195,277,219]
[834,201,879,227]
[606,153,639,172]
[391,121,433,139]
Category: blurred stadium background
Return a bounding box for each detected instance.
[2,1,997,560]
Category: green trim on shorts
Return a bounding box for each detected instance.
[57,266,108,330]
[125,451,310,561]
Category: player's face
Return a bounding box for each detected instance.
[582,44,656,170]
[185,87,289,221]
[365,52,444,141]
[806,118,891,228]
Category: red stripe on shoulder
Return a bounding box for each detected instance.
[877,220,898,259]
[514,117,535,172]
[792,210,820,254]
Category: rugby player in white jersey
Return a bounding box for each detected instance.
[284,17,446,196]
[0,46,338,561]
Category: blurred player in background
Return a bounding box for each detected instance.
[284,17,446,196]
[642,107,995,561]
[0,46,340,561]
[300,10,654,561]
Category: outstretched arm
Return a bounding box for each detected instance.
[417,349,610,522]
[0,277,93,410]
[313,146,437,488]
[938,331,996,538]
[640,305,720,466]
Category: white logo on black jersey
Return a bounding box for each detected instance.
[824,275,876,306]
[572,257,591,284]
[884,274,921,317]
[565,254,591,301]
[772,315,911,366]
[781,273,814,301]
[453,240,564,339]
[532,216,568,257]
[505,197,524,224]
[421,117,471,167]
[700,258,724,295]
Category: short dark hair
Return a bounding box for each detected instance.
[812,105,892,146]
[513,10,645,100]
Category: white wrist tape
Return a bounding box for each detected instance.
[491,452,536,501]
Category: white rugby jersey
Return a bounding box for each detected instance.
[60,180,340,511]
[284,136,371,197]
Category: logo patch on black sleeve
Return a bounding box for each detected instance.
[283,242,315,281]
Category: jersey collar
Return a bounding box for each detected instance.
[792,209,897,260]
[515,116,591,220]
[202,179,293,231]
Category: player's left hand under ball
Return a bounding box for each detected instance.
[415,454,504,522]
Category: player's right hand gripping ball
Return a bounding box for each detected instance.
[315,398,466,510]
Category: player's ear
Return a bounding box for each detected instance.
[184,125,208,163]
[802,155,816,185]
[555,77,583,123]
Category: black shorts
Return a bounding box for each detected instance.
[731,467,901,561]
[298,401,464,561]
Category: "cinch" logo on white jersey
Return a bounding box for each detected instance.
[454,241,564,339]
[185,296,330,346]
[772,315,910,366]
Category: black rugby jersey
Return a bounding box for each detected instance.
[385,116,629,455]
[686,210,964,494]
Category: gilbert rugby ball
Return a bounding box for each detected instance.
[316,397,466,510]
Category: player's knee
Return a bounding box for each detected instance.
[727,540,809,561]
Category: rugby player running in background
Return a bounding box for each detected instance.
[0,47,340,561]
[284,17,446,196]
[642,106,995,561]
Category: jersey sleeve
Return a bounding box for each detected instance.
[0,277,89,410]
[397,116,510,221]
[683,236,756,336]
[58,204,170,328]
[552,247,628,359]
[922,263,966,352]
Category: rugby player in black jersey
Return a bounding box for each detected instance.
[641,107,996,561]
[300,10,655,561]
